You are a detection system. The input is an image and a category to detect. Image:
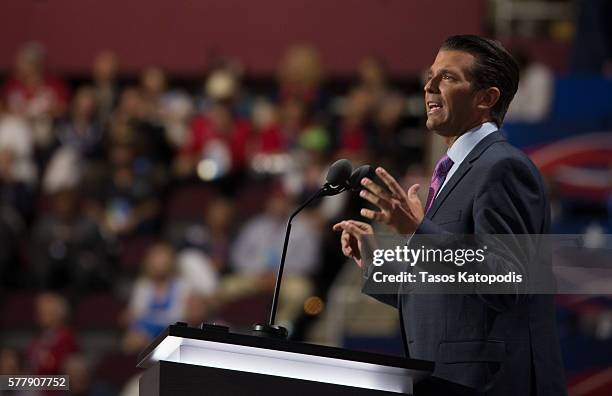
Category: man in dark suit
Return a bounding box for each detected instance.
[333,35,567,395]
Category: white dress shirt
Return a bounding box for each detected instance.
[436,121,498,198]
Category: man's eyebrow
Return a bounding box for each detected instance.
[427,67,459,77]
[438,68,459,76]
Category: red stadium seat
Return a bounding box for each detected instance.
[216,292,272,327]
[94,352,141,388]
[0,291,37,330]
[164,183,217,223]
[73,293,125,330]
[235,180,273,221]
[119,235,158,274]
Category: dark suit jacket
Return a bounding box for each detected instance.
[367,131,567,395]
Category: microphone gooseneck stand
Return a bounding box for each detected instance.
[251,183,347,339]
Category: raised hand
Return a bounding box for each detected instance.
[332,220,374,268]
[358,167,424,234]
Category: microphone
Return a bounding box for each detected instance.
[252,159,353,339]
[320,158,353,196]
[349,164,375,191]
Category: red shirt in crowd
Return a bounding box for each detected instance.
[183,114,251,171]
[339,122,367,153]
[1,75,69,116]
[26,326,78,375]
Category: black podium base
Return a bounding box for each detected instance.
[250,323,288,339]
[140,360,404,396]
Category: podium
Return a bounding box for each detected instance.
[137,323,433,395]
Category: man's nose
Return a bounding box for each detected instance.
[424,76,440,93]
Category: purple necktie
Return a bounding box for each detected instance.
[425,154,454,213]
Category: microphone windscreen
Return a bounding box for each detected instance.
[326,159,353,187]
[350,165,375,191]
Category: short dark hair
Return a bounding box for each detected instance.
[441,35,519,126]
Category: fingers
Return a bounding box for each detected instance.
[341,221,367,236]
[332,222,344,232]
[340,231,353,256]
[360,208,387,222]
[334,220,372,264]
[333,220,373,234]
[344,219,373,233]
[375,167,406,199]
[359,189,391,211]
[407,183,421,199]
[361,178,393,202]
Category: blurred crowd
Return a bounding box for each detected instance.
[0,33,610,394]
[0,42,433,394]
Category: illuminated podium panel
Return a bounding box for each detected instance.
[137,323,433,395]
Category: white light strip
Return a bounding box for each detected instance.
[178,344,411,393]
[144,336,425,394]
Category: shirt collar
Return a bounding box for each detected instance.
[446,122,498,165]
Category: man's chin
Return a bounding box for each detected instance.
[425,117,435,130]
[426,119,451,136]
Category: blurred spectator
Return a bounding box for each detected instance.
[335,87,373,162]
[41,147,82,194]
[92,142,161,238]
[369,92,419,176]
[505,47,554,122]
[31,188,112,290]
[248,99,296,175]
[224,186,321,327]
[0,148,34,228]
[142,67,198,151]
[250,98,285,153]
[0,347,30,396]
[165,197,233,290]
[1,42,69,148]
[203,198,234,270]
[0,347,22,375]
[230,188,320,276]
[0,110,37,184]
[250,98,315,157]
[185,197,235,272]
[204,69,239,105]
[107,87,173,168]
[122,242,191,354]
[49,86,104,159]
[26,293,78,375]
[277,45,327,113]
[177,248,218,298]
[356,56,389,110]
[176,99,251,180]
[59,354,113,396]
[277,46,331,153]
[0,148,34,286]
[41,86,103,193]
[196,60,250,116]
[158,91,194,149]
[139,66,168,124]
[92,50,119,126]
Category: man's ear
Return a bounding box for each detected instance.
[476,87,501,111]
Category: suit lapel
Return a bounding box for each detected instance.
[425,162,472,219]
[426,131,506,220]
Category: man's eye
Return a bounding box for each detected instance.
[442,74,453,80]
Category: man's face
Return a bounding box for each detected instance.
[424,50,481,137]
